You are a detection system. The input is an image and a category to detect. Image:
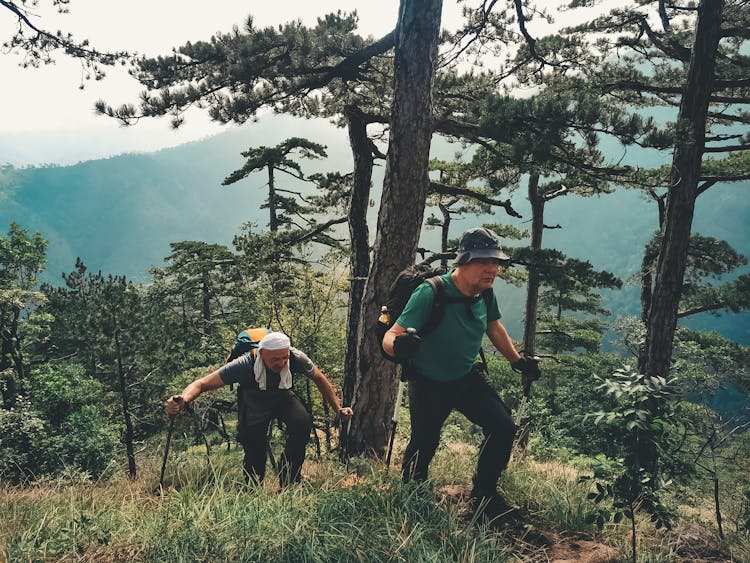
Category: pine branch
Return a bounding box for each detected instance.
[1,0,128,64]
[703,144,750,153]
[297,29,396,90]
[287,216,348,246]
[429,181,522,218]
[512,0,556,68]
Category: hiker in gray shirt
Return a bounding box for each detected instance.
[167,331,353,486]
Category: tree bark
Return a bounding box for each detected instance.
[349,0,443,457]
[516,174,543,450]
[267,165,278,232]
[342,107,374,410]
[642,0,723,380]
[639,251,654,326]
[439,202,451,269]
[522,174,543,363]
[113,315,137,478]
[639,0,723,477]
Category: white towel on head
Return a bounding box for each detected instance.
[253,350,293,390]
[258,331,291,350]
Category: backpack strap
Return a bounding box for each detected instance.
[421,275,447,335]
[422,276,495,334]
[481,287,493,311]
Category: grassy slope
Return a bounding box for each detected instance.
[2,434,747,563]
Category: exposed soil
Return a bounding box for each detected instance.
[438,484,619,562]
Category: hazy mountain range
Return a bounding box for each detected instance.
[1,115,748,347]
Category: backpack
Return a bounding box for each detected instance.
[225,327,271,363]
[376,264,494,363]
[224,327,270,393]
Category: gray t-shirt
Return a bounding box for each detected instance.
[220,347,316,429]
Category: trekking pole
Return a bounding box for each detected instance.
[305,378,323,459]
[159,395,182,489]
[386,377,405,470]
[515,355,542,451]
[386,326,417,470]
[339,417,352,464]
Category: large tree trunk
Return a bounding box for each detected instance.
[348,0,442,457]
[639,0,723,475]
[641,0,723,379]
[342,106,373,409]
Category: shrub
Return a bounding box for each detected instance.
[3,363,121,480]
[0,397,48,481]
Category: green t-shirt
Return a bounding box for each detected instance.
[396,272,501,381]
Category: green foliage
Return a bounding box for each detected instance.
[582,466,677,531]
[640,232,750,323]
[524,353,625,457]
[536,314,608,354]
[582,366,681,557]
[97,12,390,125]
[26,362,105,427]
[0,222,49,406]
[149,240,239,364]
[510,246,621,353]
[27,362,119,477]
[742,489,750,532]
[672,328,750,394]
[587,368,678,435]
[2,0,129,80]
[0,396,46,481]
[222,137,328,233]
[0,222,48,290]
[0,363,119,481]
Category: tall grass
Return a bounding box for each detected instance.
[2,434,744,562]
[1,448,511,562]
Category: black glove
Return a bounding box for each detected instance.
[511,356,541,381]
[393,330,422,361]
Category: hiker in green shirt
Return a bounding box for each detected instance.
[382,227,540,522]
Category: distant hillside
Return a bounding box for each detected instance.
[0,116,353,282]
[1,116,748,345]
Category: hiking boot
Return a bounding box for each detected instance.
[470,491,520,525]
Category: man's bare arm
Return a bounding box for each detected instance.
[486,320,522,364]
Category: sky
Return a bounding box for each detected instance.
[0,0,460,165]
[1,0,621,167]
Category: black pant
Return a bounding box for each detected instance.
[239,393,312,487]
[401,366,517,494]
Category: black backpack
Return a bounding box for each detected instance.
[376,264,493,363]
